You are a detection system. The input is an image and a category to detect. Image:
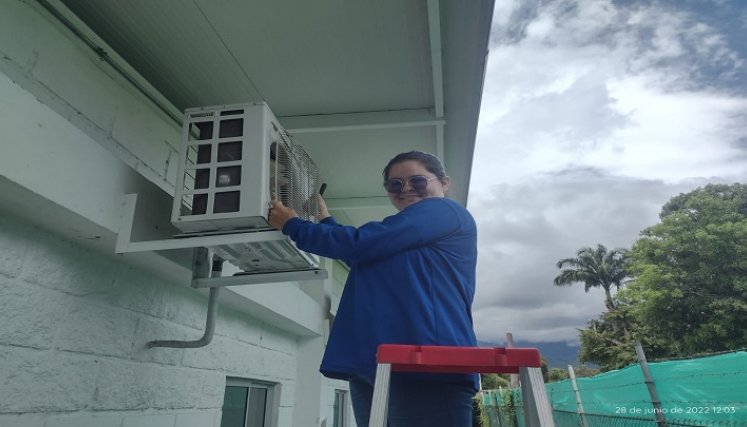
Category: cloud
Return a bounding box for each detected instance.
[470,171,707,343]
[468,0,747,343]
[472,0,747,189]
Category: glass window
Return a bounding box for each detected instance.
[220,378,275,427]
[333,389,348,427]
[246,387,268,426]
[221,386,249,427]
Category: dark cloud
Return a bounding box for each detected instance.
[469,170,709,342]
[468,0,747,343]
[494,78,631,143]
[493,0,746,92]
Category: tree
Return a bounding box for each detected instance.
[578,302,638,370]
[480,373,509,389]
[540,357,549,383]
[572,364,600,377]
[547,365,599,382]
[548,368,569,382]
[578,294,679,370]
[554,244,630,310]
[623,183,747,355]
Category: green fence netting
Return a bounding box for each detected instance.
[481,350,747,427]
[482,389,517,427]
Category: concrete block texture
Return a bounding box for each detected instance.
[121,413,175,427]
[181,336,296,382]
[20,228,112,296]
[174,411,220,427]
[0,346,97,413]
[92,359,152,411]
[0,414,45,427]
[45,413,123,427]
[258,323,299,356]
[163,286,214,331]
[1,410,222,427]
[278,381,297,408]
[4,215,165,318]
[96,266,169,319]
[54,301,139,357]
[216,306,263,346]
[1,200,326,427]
[148,368,209,410]
[0,276,67,349]
[198,371,226,410]
[0,214,306,416]
[179,336,230,371]
[0,216,28,278]
[93,360,193,410]
[131,317,188,366]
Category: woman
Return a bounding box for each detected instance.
[268,151,478,426]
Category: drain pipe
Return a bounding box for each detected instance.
[147,257,223,349]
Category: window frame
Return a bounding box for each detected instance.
[332,388,349,427]
[222,377,280,427]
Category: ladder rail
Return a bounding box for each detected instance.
[368,344,555,427]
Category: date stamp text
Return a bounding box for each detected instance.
[615,406,737,415]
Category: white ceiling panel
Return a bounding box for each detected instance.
[194,0,434,115]
[295,125,436,195]
[56,0,495,225]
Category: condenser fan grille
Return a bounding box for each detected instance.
[170,102,323,275]
[212,239,317,273]
[273,132,320,222]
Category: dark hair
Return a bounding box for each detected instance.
[382,151,448,182]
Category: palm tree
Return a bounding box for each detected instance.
[554,244,629,310]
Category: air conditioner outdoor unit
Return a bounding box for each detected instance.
[171,102,323,275]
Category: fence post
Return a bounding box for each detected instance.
[494,389,503,427]
[506,332,519,388]
[519,366,556,427]
[635,342,666,427]
[567,365,588,427]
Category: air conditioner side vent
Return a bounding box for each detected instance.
[171,102,323,276]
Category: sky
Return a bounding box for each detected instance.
[468,0,747,345]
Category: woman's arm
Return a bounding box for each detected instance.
[282,198,463,262]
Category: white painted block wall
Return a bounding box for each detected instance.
[0,0,181,194]
[0,1,348,425]
[0,213,300,427]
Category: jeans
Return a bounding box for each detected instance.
[348,374,475,427]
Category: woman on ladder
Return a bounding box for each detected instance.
[269,151,479,426]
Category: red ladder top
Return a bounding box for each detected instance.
[376,344,542,374]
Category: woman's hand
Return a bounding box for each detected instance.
[316,193,331,220]
[268,199,298,230]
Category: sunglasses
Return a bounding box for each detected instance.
[383,175,438,193]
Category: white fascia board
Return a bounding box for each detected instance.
[427,0,446,164]
[427,0,445,119]
[278,109,444,134]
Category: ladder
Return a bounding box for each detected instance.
[369,344,555,427]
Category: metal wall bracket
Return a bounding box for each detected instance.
[116,193,285,254]
[116,193,328,286]
[192,269,327,288]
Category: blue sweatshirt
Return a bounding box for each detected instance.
[282,197,478,388]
